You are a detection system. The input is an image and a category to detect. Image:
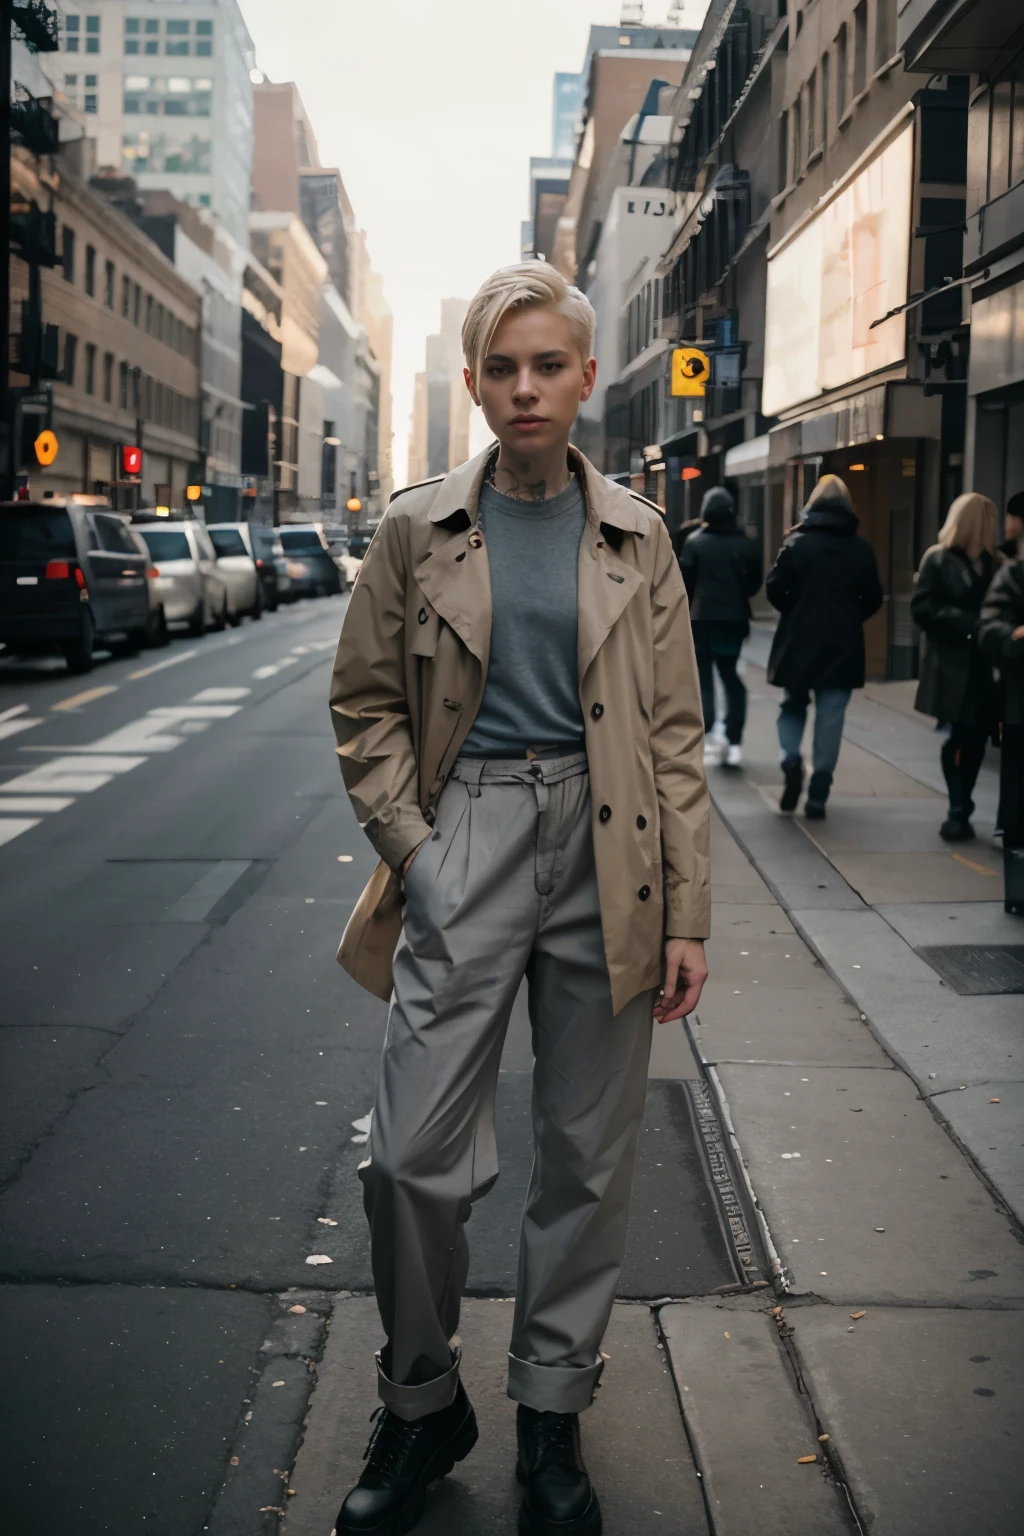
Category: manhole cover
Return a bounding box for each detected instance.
[918,944,1024,995]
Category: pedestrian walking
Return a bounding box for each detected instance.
[680,486,762,767]
[998,489,1023,560]
[910,493,999,842]
[764,474,883,818]
[980,533,1024,915]
[329,262,710,1536]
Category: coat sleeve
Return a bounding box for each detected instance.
[328,511,432,872]
[910,552,974,642]
[979,564,1024,665]
[765,538,799,613]
[649,518,711,939]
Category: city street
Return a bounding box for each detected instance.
[1,600,1022,1536]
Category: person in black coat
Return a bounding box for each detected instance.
[979,542,1024,914]
[680,486,762,766]
[765,475,883,818]
[910,493,999,842]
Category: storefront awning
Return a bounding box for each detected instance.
[724,434,769,477]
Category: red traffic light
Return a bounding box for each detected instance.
[121,444,143,477]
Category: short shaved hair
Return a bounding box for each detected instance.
[462,263,596,383]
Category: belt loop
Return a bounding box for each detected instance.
[461,759,484,799]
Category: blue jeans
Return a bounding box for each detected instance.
[777,687,852,803]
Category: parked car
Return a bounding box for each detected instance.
[247,526,292,609]
[134,518,229,634]
[278,524,344,597]
[207,523,261,622]
[126,525,170,648]
[1,498,153,672]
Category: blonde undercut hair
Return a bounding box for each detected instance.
[462,263,596,383]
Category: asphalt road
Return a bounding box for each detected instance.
[0,597,735,1536]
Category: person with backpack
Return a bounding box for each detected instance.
[765,474,883,818]
[679,486,762,766]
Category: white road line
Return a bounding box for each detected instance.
[0,817,41,847]
[0,796,75,813]
[2,754,146,795]
[191,687,252,702]
[127,649,198,681]
[148,704,243,720]
[73,718,183,754]
[163,860,253,923]
[253,654,301,679]
[0,717,42,743]
[0,703,30,723]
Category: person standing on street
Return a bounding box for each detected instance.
[999,489,1024,560]
[980,524,1024,914]
[765,474,883,819]
[680,485,762,767]
[329,263,711,1536]
[911,494,999,842]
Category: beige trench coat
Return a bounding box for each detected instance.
[329,444,711,1014]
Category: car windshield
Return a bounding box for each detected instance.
[209,529,247,557]
[280,529,324,555]
[0,508,76,561]
[140,529,191,562]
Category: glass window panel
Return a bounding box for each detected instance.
[145,18,158,32]
[66,37,79,51]
[165,40,189,55]
[85,15,99,32]
[195,40,212,56]
[86,37,99,53]
[84,73,96,85]
[84,93,97,112]
[166,19,189,33]
[144,40,158,54]
[125,18,139,33]
[196,20,213,35]
[125,40,139,54]
[65,15,79,30]
[125,74,149,88]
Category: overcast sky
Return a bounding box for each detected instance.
[238,1,687,484]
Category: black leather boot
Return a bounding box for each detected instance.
[516,1405,601,1535]
[334,1381,477,1535]
[779,757,804,812]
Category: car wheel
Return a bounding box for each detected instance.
[251,585,263,621]
[147,606,170,648]
[62,612,95,674]
[122,627,147,656]
[211,595,228,633]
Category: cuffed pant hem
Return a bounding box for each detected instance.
[375,1347,461,1422]
[506,1352,604,1414]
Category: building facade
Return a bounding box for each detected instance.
[10,141,201,506]
[55,1,255,246]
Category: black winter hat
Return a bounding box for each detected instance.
[700,486,735,520]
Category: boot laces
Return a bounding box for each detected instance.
[530,1411,578,1471]
[362,1406,425,1481]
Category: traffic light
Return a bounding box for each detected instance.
[346,496,362,513]
[121,444,143,477]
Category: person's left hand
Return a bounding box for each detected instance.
[654,938,709,1023]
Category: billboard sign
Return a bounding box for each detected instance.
[763,124,913,418]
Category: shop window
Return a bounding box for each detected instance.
[84,243,95,297]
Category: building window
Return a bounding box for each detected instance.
[64,333,78,387]
[777,108,789,191]
[145,39,158,55]
[133,283,141,326]
[792,94,803,179]
[836,24,848,119]
[84,91,97,112]
[146,294,154,333]
[807,71,817,156]
[84,342,96,395]
[65,15,79,52]
[104,259,114,308]
[167,19,190,34]
[145,18,158,32]
[122,274,131,316]
[195,39,212,57]
[853,2,867,98]
[821,51,830,146]
[166,41,189,56]
[62,224,75,282]
[196,20,213,36]
[119,359,129,410]
[85,14,100,53]
[126,39,139,55]
[84,243,95,297]
[875,0,893,71]
[103,351,113,403]
[125,17,139,33]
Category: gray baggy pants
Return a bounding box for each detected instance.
[359,752,654,1420]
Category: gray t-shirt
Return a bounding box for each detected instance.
[461,476,587,758]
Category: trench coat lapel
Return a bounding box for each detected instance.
[413,448,494,665]
[573,451,646,683]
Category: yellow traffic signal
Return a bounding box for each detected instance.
[186,484,202,501]
[33,429,59,466]
[346,496,362,513]
[670,347,710,397]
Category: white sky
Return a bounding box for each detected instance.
[238,1,685,483]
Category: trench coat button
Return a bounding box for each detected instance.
[468,530,483,549]
[638,884,651,901]
[636,814,647,830]
[599,804,611,822]
[591,702,604,719]
[418,608,428,624]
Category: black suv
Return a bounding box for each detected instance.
[278,524,343,598]
[0,499,150,672]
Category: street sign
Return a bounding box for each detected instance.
[33,429,58,466]
[671,347,710,397]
